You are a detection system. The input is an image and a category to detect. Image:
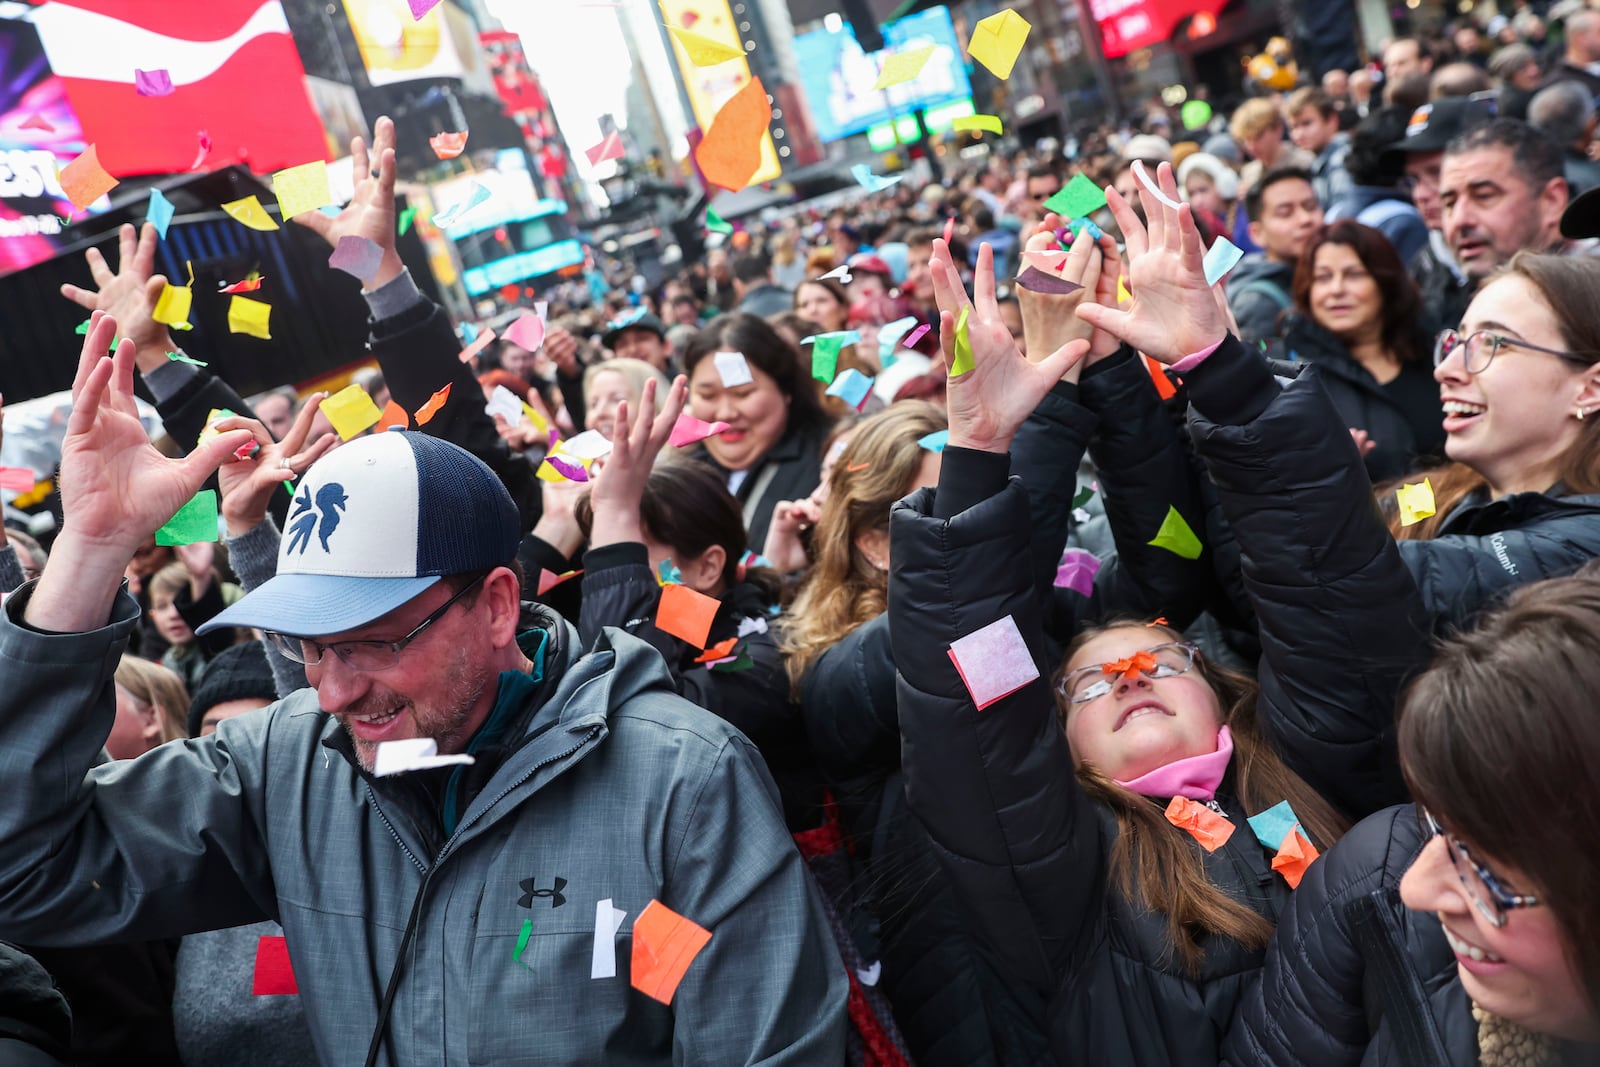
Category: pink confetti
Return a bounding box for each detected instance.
[585,131,624,167]
[505,312,545,352]
[1053,549,1101,597]
[668,414,730,448]
[134,69,174,97]
[903,323,932,348]
[408,0,443,17]
[328,235,384,282]
[460,328,497,364]
[190,130,212,172]
[947,615,1041,710]
[0,467,36,492]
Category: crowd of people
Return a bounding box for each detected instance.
[4,7,1600,1065]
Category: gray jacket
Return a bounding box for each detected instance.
[0,583,846,1066]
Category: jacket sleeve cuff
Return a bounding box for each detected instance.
[223,516,282,594]
[1080,345,1135,380]
[141,358,203,406]
[1182,335,1283,426]
[583,541,650,574]
[363,267,427,323]
[933,446,1011,520]
[0,545,23,595]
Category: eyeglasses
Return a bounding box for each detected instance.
[1057,642,1200,705]
[263,572,487,672]
[1420,808,1539,928]
[1433,328,1591,375]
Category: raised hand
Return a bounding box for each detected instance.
[25,313,254,633]
[1076,162,1227,365]
[761,496,823,574]
[293,116,403,289]
[213,394,337,537]
[1016,218,1100,373]
[587,376,688,548]
[59,223,175,372]
[929,239,1083,454]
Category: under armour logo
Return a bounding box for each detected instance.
[285,482,348,555]
[518,876,566,908]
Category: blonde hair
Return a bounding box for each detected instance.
[781,403,947,689]
[114,654,191,743]
[582,358,671,413]
[149,561,193,603]
[1230,97,1282,142]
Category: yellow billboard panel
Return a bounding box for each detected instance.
[659,0,782,185]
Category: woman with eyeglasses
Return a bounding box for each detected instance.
[1226,570,1600,1066]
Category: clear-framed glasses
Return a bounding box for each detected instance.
[1057,642,1200,705]
[1420,808,1539,928]
[262,572,487,672]
[1432,328,1591,375]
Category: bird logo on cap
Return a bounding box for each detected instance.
[286,482,348,555]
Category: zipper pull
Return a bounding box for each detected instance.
[1205,799,1226,817]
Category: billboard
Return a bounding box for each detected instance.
[344,0,466,87]
[25,0,328,176]
[792,8,972,144]
[1089,0,1228,58]
[659,0,780,186]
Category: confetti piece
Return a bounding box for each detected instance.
[630,899,712,1005]
[950,306,975,376]
[1117,276,1132,305]
[414,383,451,425]
[1166,796,1235,852]
[227,295,272,340]
[695,76,771,192]
[561,430,614,461]
[586,130,624,166]
[904,323,932,347]
[321,384,383,440]
[1143,353,1177,399]
[877,316,919,364]
[1202,237,1244,286]
[430,131,468,160]
[329,235,384,281]
[0,468,37,492]
[431,182,491,227]
[190,129,212,171]
[151,283,193,329]
[656,583,721,648]
[198,408,239,451]
[1073,482,1097,508]
[817,264,852,283]
[375,399,409,432]
[505,312,545,352]
[694,636,740,664]
[222,195,279,231]
[146,188,175,239]
[918,429,949,452]
[541,454,590,482]
[952,114,1004,135]
[656,558,684,586]
[704,205,733,234]
[59,145,117,209]
[669,24,745,65]
[372,737,473,775]
[273,160,333,220]
[398,205,418,235]
[669,413,730,447]
[252,936,298,995]
[967,9,1031,79]
[803,331,860,382]
[851,164,904,192]
[592,898,628,979]
[134,67,174,97]
[1054,548,1101,596]
[538,568,584,596]
[1148,505,1202,559]
[20,112,52,132]
[1247,800,1301,852]
[713,350,753,387]
[1015,267,1084,295]
[155,490,219,546]
[1271,830,1319,889]
[1021,249,1071,272]
[460,327,496,364]
[948,615,1041,710]
[1397,478,1436,526]
[407,0,444,17]
[943,216,956,244]
[871,44,937,90]
[1131,160,1183,210]
[484,384,525,424]
[1043,172,1107,219]
[220,275,264,293]
[825,367,874,409]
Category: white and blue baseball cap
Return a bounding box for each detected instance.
[199,430,521,638]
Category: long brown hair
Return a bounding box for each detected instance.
[781,403,946,690]
[1061,623,1349,974]
[1291,220,1426,365]
[1388,253,1600,539]
[1400,566,1600,1017]
[114,654,191,744]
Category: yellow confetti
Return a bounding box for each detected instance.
[222,195,280,231]
[152,283,193,328]
[271,160,333,220]
[668,24,744,66]
[952,114,1004,135]
[1397,479,1437,526]
[967,9,1031,80]
[871,45,937,90]
[227,295,272,340]
[320,384,383,441]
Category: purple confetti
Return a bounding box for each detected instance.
[545,455,589,482]
[135,68,174,97]
[903,323,932,348]
[1014,267,1084,296]
[328,235,384,282]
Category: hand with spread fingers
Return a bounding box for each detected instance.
[59,223,177,373]
[293,116,403,289]
[1015,215,1101,375]
[587,375,689,548]
[929,239,1085,454]
[1076,161,1228,365]
[213,394,338,537]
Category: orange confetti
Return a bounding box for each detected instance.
[1143,354,1177,400]
[414,383,451,426]
[1165,796,1235,852]
[430,131,468,160]
[375,399,409,433]
[537,568,583,596]
[694,76,771,192]
[60,145,118,209]
[460,327,496,364]
[656,583,720,648]
[846,461,871,472]
[630,899,712,1005]
[694,637,739,663]
[1271,830,1320,889]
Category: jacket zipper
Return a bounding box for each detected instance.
[367,783,428,875]
[434,725,602,864]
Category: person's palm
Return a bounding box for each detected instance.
[60,223,171,356]
[295,116,396,252]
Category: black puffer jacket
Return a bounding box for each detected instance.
[1224,804,1598,1066]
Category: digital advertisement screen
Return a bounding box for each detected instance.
[792,8,973,144]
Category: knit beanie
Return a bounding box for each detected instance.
[187,641,277,738]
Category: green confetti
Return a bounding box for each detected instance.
[951,114,1004,135]
[398,205,418,236]
[1043,173,1107,221]
[810,336,843,382]
[513,918,533,969]
[166,351,208,367]
[74,319,90,335]
[709,650,755,673]
[154,490,220,547]
[949,305,974,376]
[1148,505,1202,560]
[1073,483,1096,509]
[705,206,733,234]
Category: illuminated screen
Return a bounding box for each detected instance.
[793,8,973,144]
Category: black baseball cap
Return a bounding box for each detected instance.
[601,308,666,349]
[1384,96,1498,157]
[1562,184,1600,239]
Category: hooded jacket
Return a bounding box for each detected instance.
[0,584,846,1066]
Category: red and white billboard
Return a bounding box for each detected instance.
[28,0,328,176]
[1090,0,1227,59]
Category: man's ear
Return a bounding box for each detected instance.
[484,567,524,649]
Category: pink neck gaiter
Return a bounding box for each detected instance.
[1112,725,1234,801]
